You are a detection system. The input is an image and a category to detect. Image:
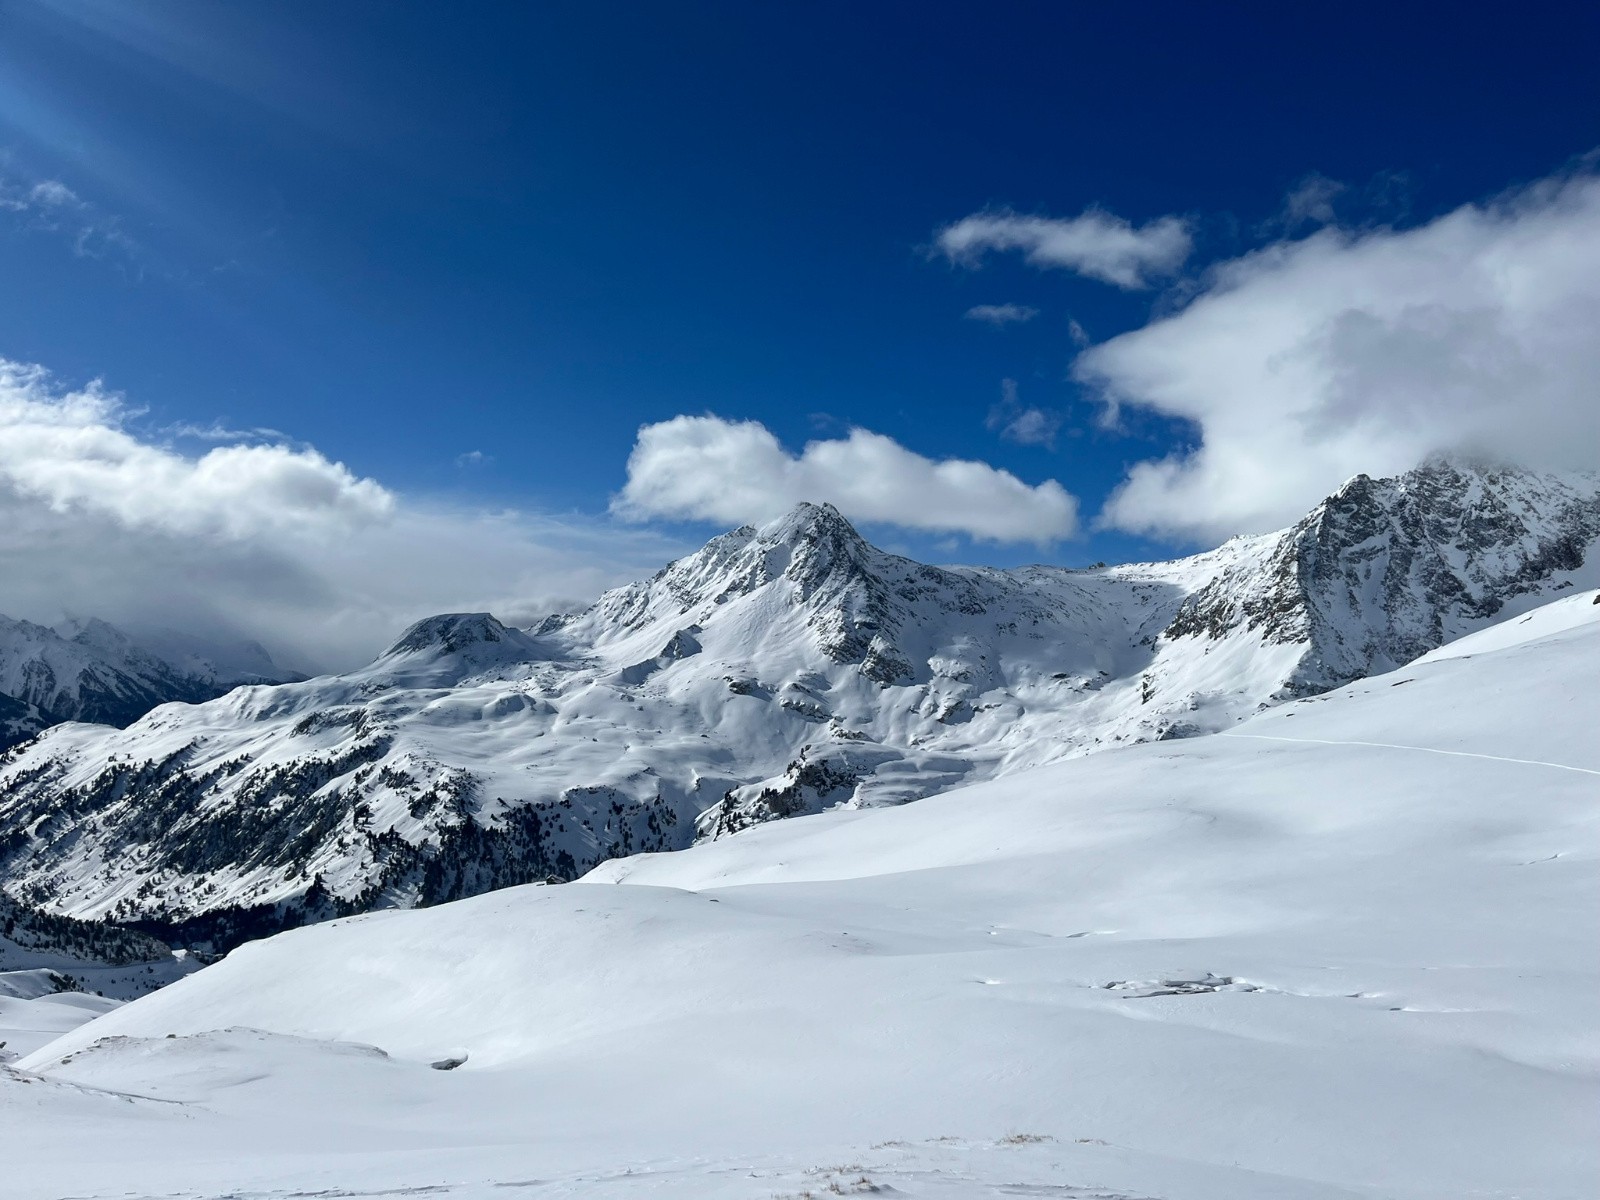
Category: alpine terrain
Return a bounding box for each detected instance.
[4,573,1597,1199]
[0,615,294,751]
[0,460,1594,948]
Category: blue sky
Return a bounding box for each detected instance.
[2,1,1599,665]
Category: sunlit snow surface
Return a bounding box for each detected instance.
[5,592,1598,1199]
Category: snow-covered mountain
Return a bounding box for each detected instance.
[1167,459,1600,688]
[7,583,1597,1200]
[0,691,51,753]
[0,460,1594,946]
[0,615,294,749]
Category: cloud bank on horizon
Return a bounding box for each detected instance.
[0,362,684,671]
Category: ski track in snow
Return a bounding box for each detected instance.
[1221,732,1600,776]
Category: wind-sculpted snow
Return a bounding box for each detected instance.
[6,588,1597,1199]
[0,464,1595,946]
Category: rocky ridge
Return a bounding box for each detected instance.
[0,461,1593,949]
[1166,461,1600,690]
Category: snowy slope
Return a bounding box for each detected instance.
[0,461,1593,945]
[0,988,118,1064]
[0,895,202,1063]
[1415,586,1600,662]
[5,586,1596,1200]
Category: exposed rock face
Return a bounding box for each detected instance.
[1164,461,1600,691]
[0,462,1593,949]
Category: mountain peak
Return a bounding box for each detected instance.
[61,616,138,655]
[2,456,1597,946]
[746,502,882,601]
[383,612,518,657]
[375,612,550,681]
[758,501,863,547]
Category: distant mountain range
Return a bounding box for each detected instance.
[0,459,1594,949]
[0,616,296,752]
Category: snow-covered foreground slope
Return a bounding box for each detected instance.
[0,461,1593,947]
[6,590,1596,1200]
[0,895,202,1063]
[0,987,118,1064]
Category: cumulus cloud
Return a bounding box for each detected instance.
[614,414,1078,542]
[0,362,392,539]
[963,303,1039,327]
[1076,168,1600,540]
[987,379,1062,449]
[936,207,1192,288]
[0,362,683,671]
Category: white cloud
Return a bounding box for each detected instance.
[936,207,1192,288]
[614,414,1078,543]
[963,303,1039,327]
[0,168,137,262]
[1278,173,1345,229]
[987,379,1061,449]
[0,362,684,671]
[1076,168,1600,540]
[168,420,294,443]
[0,362,392,539]
[28,180,80,207]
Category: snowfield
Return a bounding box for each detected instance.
[3,589,1596,1198]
